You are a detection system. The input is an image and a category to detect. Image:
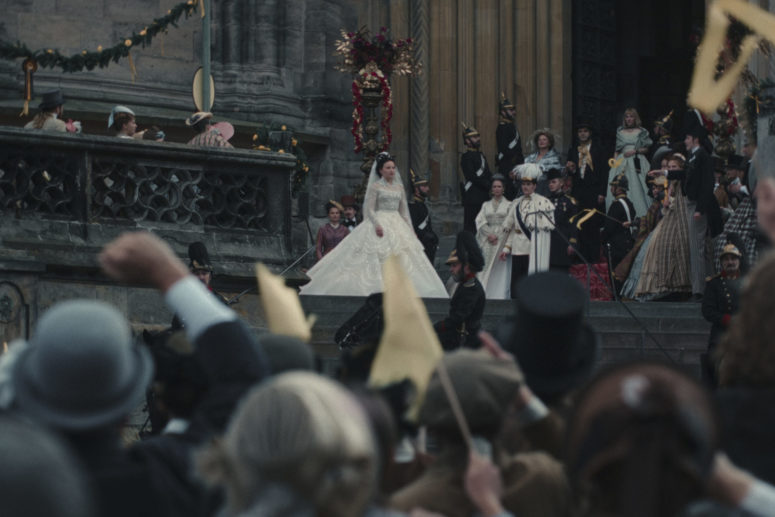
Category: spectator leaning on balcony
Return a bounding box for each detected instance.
[109,105,142,139]
[24,89,67,132]
[185,112,233,148]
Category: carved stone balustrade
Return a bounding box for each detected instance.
[0,126,297,279]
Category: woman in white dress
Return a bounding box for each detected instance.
[475,175,512,299]
[300,152,448,298]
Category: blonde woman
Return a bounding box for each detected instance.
[606,108,653,216]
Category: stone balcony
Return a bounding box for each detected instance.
[0,126,299,343]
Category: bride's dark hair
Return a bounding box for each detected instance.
[375,153,395,177]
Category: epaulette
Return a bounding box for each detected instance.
[705,274,719,282]
[566,194,578,205]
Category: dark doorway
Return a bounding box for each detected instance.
[572,0,706,155]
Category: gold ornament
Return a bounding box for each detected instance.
[124,39,132,47]
[97,45,103,52]
[140,28,147,36]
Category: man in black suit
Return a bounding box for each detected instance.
[566,121,607,262]
[495,94,524,199]
[682,119,716,298]
[434,232,486,350]
[460,123,492,233]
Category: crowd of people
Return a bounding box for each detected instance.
[1,231,775,517]
[23,89,233,148]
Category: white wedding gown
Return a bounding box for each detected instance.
[300,177,448,298]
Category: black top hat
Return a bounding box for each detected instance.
[496,272,599,401]
[574,120,594,132]
[546,168,563,181]
[455,231,484,272]
[188,242,213,272]
[682,109,708,139]
[726,154,745,170]
[38,90,64,110]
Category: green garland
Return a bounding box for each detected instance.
[743,78,775,141]
[0,0,201,73]
[252,122,311,197]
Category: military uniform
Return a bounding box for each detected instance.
[495,95,524,200]
[461,124,493,233]
[702,271,741,348]
[435,274,486,350]
[602,176,635,271]
[548,189,579,271]
[409,193,439,263]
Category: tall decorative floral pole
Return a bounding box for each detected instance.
[335,27,421,177]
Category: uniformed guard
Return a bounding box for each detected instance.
[602,173,635,293]
[460,122,493,233]
[495,93,524,199]
[701,243,742,387]
[408,169,439,263]
[434,231,486,350]
[546,168,579,272]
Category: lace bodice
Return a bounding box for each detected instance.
[364,179,411,227]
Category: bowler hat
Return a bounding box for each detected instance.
[13,300,153,431]
[496,272,599,401]
[38,90,64,110]
[340,195,357,208]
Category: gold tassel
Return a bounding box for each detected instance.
[20,58,36,117]
[128,51,137,82]
[573,209,598,230]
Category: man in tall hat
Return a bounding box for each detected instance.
[24,90,67,132]
[434,232,486,350]
[495,93,524,200]
[565,120,607,262]
[460,122,493,233]
[650,109,675,169]
[702,243,743,387]
[340,194,359,232]
[408,169,439,263]
[602,173,635,292]
[499,164,555,297]
[546,169,578,272]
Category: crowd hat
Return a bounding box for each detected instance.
[409,168,429,187]
[499,92,515,111]
[461,121,480,139]
[340,195,357,208]
[185,111,213,127]
[445,249,460,265]
[720,243,742,259]
[546,168,563,181]
[454,231,484,273]
[495,272,599,401]
[38,90,64,110]
[107,105,135,129]
[610,172,629,191]
[12,300,153,431]
[726,154,745,171]
[516,163,542,183]
[188,241,213,272]
[420,349,523,437]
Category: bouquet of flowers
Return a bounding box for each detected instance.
[334,26,420,76]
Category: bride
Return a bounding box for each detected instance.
[300,152,448,298]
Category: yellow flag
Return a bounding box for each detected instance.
[368,255,443,421]
[255,263,313,342]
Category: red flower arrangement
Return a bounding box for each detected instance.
[334,26,420,76]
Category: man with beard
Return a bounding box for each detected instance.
[702,243,743,386]
[408,169,439,262]
[460,123,493,233]
[434,232,486,350]
[566,121,607,262]
[495,94,524,199]
[546,169,578,272]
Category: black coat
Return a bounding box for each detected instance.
[434,276,486,350]
[548,191,579,267]
[460,150,492,207]
[701,273,741,348]
[567,141,608,209]
[685,147,716,215]
[496,122,524,199]
[602,196,635,267]
[409,199,439,262]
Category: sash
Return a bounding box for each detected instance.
[515,200,532,240]
[418,215,429,230]
[476,155,485,177]
[618,198,632,224]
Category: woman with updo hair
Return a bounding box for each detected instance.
[474,174,513,299]
[301,152,447,297]
[197,372,377,517]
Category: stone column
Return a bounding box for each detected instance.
[410,0,430,180]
